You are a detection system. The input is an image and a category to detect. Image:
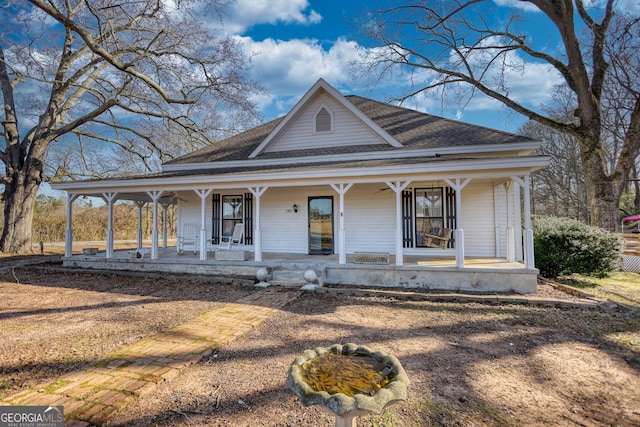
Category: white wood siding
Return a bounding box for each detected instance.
[460,182,497,257]
[175,182,506,257]
[265,93,386,153]
[344,184,397,253]
[177,191,211,238]
[260,188,309,253]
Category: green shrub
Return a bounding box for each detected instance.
[533,215,623,278]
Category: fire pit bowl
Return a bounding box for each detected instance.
[285,343,409,426]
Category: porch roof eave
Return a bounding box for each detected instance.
[49,155,550,197]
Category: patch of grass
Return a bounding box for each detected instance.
[0,376,16,399]
[93,360,110,368]
[558,272,640,314]
[42,378,71,394]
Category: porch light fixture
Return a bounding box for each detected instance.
[293,203,298,213]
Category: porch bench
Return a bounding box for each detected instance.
[423,227,452,249]
[353,252,389,264]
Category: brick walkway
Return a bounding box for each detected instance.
[0,288,301,426]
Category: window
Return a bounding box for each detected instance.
[212,193,253,245]
[315,107,332,132]
[222,195,243,239]
[415,188,444,248]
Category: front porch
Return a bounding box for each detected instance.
[62,247,538,293]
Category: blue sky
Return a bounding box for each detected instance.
[34,0,640,198]
[225,0,546,132]
[217,0,639,133]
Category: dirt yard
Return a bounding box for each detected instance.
[1,257,639,426]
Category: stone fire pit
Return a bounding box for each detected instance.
[285,343,409,427]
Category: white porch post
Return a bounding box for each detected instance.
[249,187,268,262]
[161,200,169,248]
[330,183,354,264]
[176,199,182,253]
[504,182,516,262]
[512,175,535,269]
[493,185,501,258]
[135,201,146,250]
[385,180,411,266]
[102,192,118,259]
[64,193,79,257]
[147,191,163,260]
[445,178,471,268]
[195,189,213,260]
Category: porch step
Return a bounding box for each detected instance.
[270,266,325,286]
[270,279,308,288]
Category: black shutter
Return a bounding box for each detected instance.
[211,193,221,244]
[402,190,414,248]
[244,192,253,245]
[445,187,456,248]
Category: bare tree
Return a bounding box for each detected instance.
[0,0,262,253]
[356,0,640,231]
[522,120,588,221]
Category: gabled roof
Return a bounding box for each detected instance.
[164,79,535,168]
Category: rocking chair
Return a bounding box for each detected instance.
[218,223,244,250]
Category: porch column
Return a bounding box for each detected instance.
[445,178,471,268]
[195,189,213,261]
[493,185,501,258]
[147,191,164,260]
[504,182,516,262]
[330,183,353,264]
[511,175,535,269]
[176,198,182,253]
[135,201,146,250]
[161,200,170,248]
[385,180,411,266]
[64,193,79,257]
[102,192,119,259]
[249,187,268,262]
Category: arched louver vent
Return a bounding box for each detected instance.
[315,107,331,132]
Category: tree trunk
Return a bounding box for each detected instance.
[581,138,622,231]
[0,171,40,254]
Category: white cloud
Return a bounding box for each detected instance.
[493,0,541,12]
[227,0,322,33]
[495,0,640,15]
[237,36,363,115]
[615,0,640,14]
[392,35,563,124]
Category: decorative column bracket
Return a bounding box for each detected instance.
[194,189,213,260]
[248,187,268,262]
[510,175,534,269]
[385,181,411,266]
[444,178,471,268]
[147,191,164,260]
[65,193,80,258]
[330,183,354,265]
[101,192,119,259]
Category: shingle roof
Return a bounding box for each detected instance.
[164,95,533,166]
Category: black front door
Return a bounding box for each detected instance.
[308,196,334,255]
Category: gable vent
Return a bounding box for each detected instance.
[315,107,332,132]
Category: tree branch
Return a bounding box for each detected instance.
[28,0,193,105]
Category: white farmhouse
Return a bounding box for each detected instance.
[52,79,549,293]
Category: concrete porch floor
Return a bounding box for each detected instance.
[87,246,527,270]
[63,245,538,294]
